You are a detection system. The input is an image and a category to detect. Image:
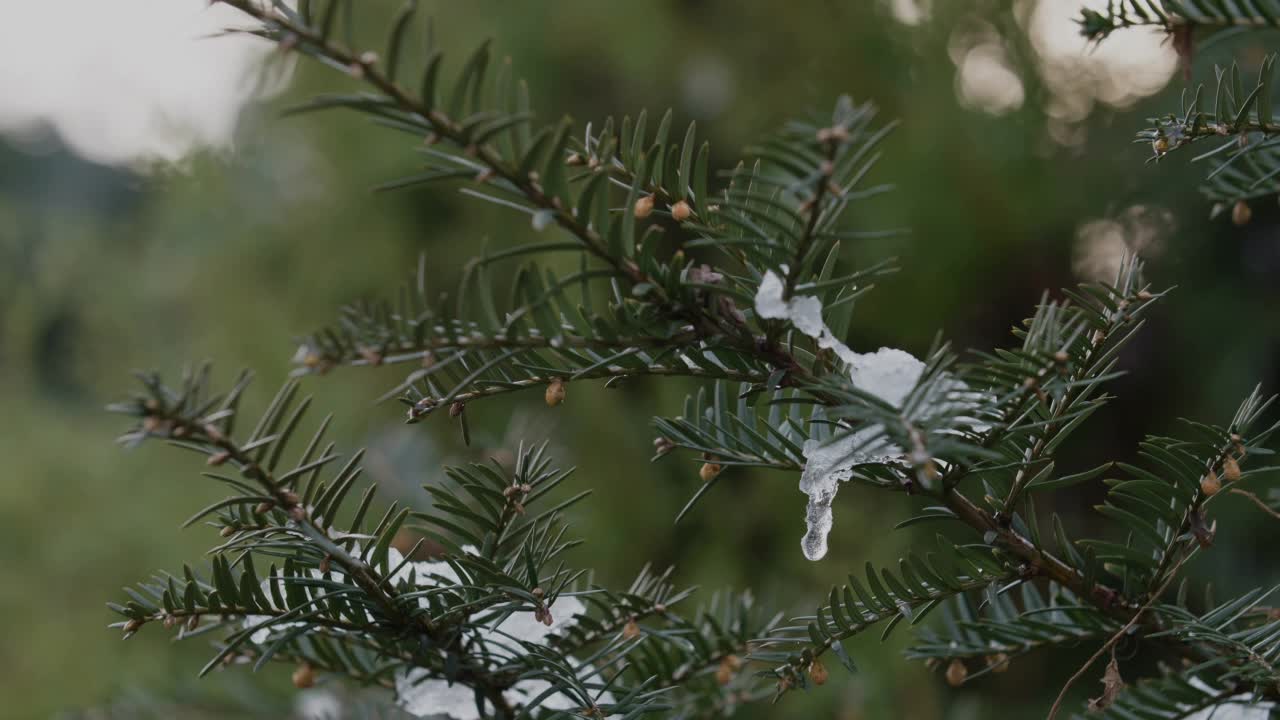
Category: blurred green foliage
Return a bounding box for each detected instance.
[4,1,1280,718]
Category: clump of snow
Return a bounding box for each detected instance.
[294,689,343,720]
[394,590,607,719]
[847,347,926,407]
[243,543,465,644]
[755,270,858,367]
[755,271,985,561]
[1185,700,1272,720]
[1184,679,1273,720]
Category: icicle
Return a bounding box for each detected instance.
[755,271,962,561]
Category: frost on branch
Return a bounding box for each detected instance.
[756,271,980,561]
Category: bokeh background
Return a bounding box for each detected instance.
[3,1,1280,718]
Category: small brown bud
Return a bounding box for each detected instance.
[520,483,532,493]
[671,200,693,222]
[511,501,525,515]
[654,603,667,613]
[319,555,332,575]
[503,485,521,498]
[292,662,315,689]
[699,462,722,482]
[172,424,188,438]
[163,614,177,629]
[816,126,847,144]
[808,658,829,686]
[202,423,225,443]
[1053,350,1070,364]
[622,617,641,640]
[281,491,300,506]
[1232,199,1252,226]
[532,587,545,598]
[358,347,383,367]
[187,614,200,631]
[347,62,365,79]
[566,152,585,166]
[715,656,738,686]
[987,653,1010,673]
[142,416,163,433]
[359,51,378,66]
[254,501,275,515]
[545,378,566,407]
[633,194,655,219]
[535,606,553,626]
[945,659,968,687]
[1223,454,1242,482]
[449,401,465,418]
[289,505,308,522]
[1201,469,1221,497]
[220,525,237,538]
[1137,289,1153,301]
[1152,136,1170,155]
[123,618,143,635]
[1091,329,1106,346]
[653,437,675,457]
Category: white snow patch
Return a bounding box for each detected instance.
[294,689,343,720]
[394,593,610,719]
[1183,679,1273,720]
[755,270,858,367]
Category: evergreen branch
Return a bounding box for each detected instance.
[757,539,1022,696]
[908,583,1114,669]
[1149,586,1280,688]
[221,0,647,288]
[1092,672,1266,720]
[1046,551,1189,720]
[1078,0,1280,42]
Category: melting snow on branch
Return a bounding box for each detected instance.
[243,543,605,718]
[383,547,605,719]
[756,270,978,561]
[393,556,601,720]
[1183,679,1273,720]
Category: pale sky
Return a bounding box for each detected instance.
[0,0,286,166]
